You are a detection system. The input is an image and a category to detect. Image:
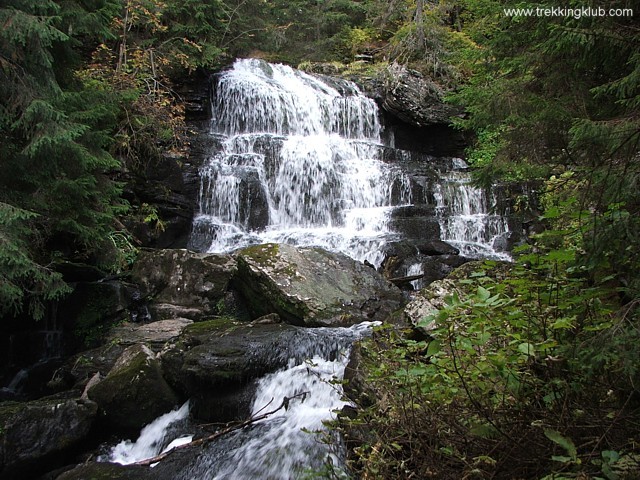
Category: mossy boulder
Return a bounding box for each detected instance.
[0,397,97,478]
[131,249,237,320]
[87,344,179,433]
[233,243,405,327]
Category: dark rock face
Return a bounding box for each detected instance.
[380,63,463,127]
[233,243,405,327]
[0,397,97,478]
[161,318,301,421]
[59,280,136,352]
[55,462,154,480]
[131,249,237,320]
[121,71,211,250]
[87,344,179,433]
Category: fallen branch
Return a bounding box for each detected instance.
[389,273,424,286]
[134,391,309,467]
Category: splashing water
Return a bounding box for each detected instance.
[103,401,192,465]
[169,322,377,480]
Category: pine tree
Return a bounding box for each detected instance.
[0,0,125,319]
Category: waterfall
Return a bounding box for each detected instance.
[190,58,411,265]
[433,163,511,261]
[100,59,518,480]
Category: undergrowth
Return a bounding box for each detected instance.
[341,247,640,479]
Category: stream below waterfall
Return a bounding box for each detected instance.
[101,58,514,478]
[102,323,376,479]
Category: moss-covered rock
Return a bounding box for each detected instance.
[87,344,179,433]
[0,397,97,478]
[234,243,405,327]
[131,249,237,320]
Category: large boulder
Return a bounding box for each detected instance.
[233,244,405,327]
[381,63,462,126]
[161,318,299,421]
[0,397,97,478]
[131,249,237,320]
[87,344,179,433]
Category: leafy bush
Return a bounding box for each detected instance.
[343,248,639,479]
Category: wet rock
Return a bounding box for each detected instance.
[416,239,460,256]
[0,396,97,478]
[418,254,470,287]
[87,344,179,433]
[161,318,299,420]
[55,462,154,480]
[233,243,405,327]
[388,213,441,244]
[380,63,462,126]
[131,249,237,320]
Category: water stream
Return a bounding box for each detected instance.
[103,323,376,478]
[103,58,513,478]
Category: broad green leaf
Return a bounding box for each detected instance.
[518,342,536,357]
[426,339,441,356]
[544,429,577,460]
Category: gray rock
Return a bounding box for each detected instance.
[55,462,154,480]
[404,278,461,334]
[87,344,179,432]
[233,243,405,327]
[131,249,237,320]
[109,318,193,349]
[381,63,462,126]
[0,397,97,478]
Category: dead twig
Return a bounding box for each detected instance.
[134,391,309,466]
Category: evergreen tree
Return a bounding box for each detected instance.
[0,0,124,319]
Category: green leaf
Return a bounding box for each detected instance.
[426,339,441,356]
[518,342,536,357]
[477,285,491,301]
[544,429,577,461]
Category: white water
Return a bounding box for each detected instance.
[163,322,376,479]
[102,401,191,465]
[434,163,511,260]
[190,58,411,264]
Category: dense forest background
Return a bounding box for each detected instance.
[1,0,638,478]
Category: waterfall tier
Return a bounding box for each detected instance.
[190,58,511,265]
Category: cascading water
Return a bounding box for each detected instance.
[102,401,192,465]
[100,323,376,479]
[433,162,511,261]
[108,58,515,479]
[189,58,411,265]
[191,324,377,480]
